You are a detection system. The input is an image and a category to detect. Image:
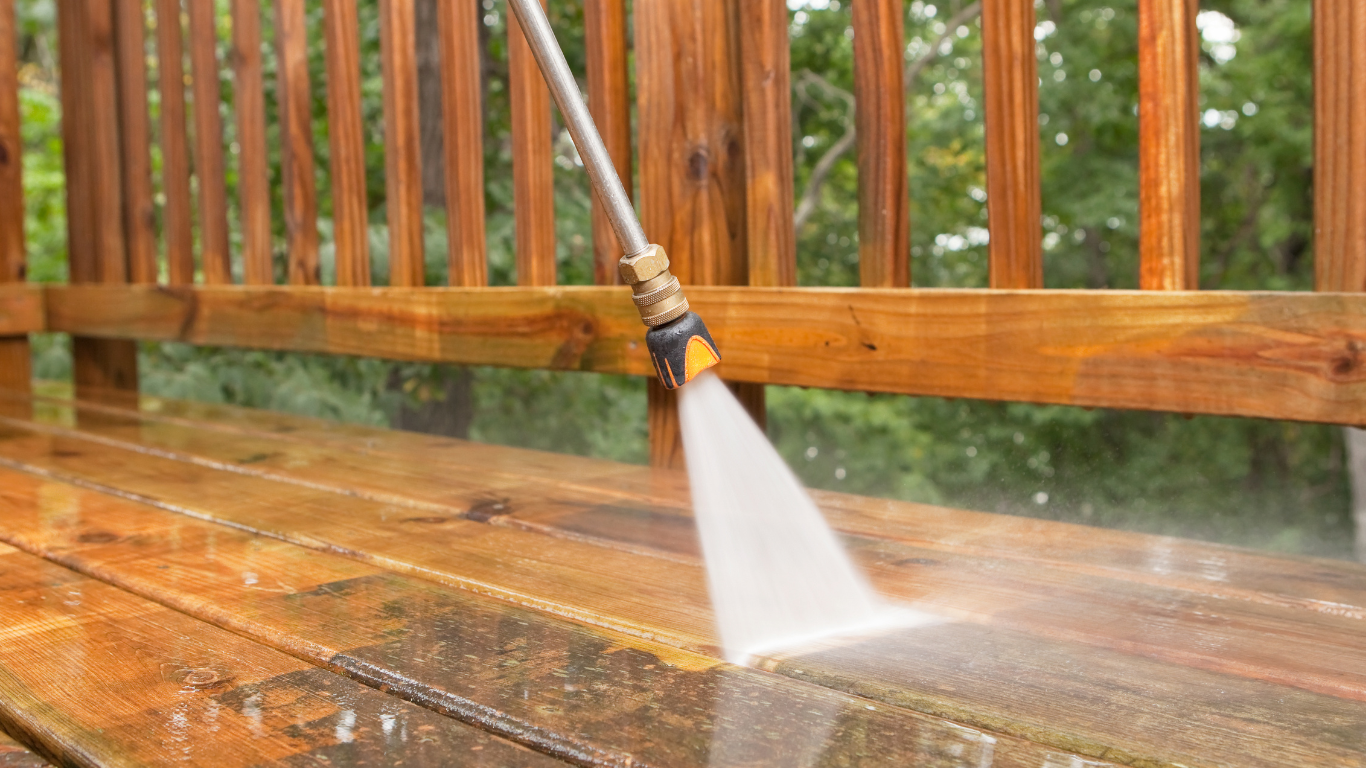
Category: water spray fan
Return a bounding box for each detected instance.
[507,0,720,389]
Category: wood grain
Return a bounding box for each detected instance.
[112,0,157,285]
[0,0,28,400]
[187,0,231,284]
[584,0,632,284]
[0,469,1112,768]
[851,0,909,288]
[1314,0,1366,291]
[437,0,487,287]
[322,0,371,287]
[15,401,1366,705]
[231,0,272,285]
[43,284,1366,425]
[0,544,564,768]
[508,0,556,287]
[1138,0,1200,290]
[0,418,1360,768]
[154,0,195,285]
[981,0,1042,289]
[380,0,425,287]
[0,286,41,336]
[40,386,1366,615]
[274,0,320,286]
[740,0,796,289]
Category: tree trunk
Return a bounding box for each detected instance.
[1343,427,1366,562]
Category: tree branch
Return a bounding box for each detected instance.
[792,2,983,230]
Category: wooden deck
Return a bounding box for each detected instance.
[0,390,1361,767]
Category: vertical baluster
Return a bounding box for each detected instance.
[154,0,194,285]
[438,0,487,286]
[852,0,909,288]
[584,0,632,284]
[740,0,796,289]
[186,0,231,283]
[232,0,271,285]
[1314,0,1366,292]
[275,0,320,285]
[322,0,371,286]
[508,0,555,286]
[0,0,30,402]
[982,0,1042,289]
[380,0,424,287]
[1137,0,1200,290]
[113,0,157,285]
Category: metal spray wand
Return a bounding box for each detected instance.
[505,0,721,389]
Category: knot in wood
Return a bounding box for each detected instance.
[181,668,231,690]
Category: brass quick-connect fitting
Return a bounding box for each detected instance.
[620,244,689,327]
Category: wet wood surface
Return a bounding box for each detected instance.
[0,542,568,767]
[0,393,1362,767]
[0,727,46,768]
[0,467,1107,768]
[41,283,1366,426]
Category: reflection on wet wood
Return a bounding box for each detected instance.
[5,402,1365,705]
[0,544,566,767]
[0,470,1112,768]
[0,727,47,768]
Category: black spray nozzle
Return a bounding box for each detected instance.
[646,311,721,390]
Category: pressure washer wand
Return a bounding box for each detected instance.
[505,0,721,390]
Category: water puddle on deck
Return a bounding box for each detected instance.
[678,371,939,665]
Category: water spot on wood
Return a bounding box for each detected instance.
[463,498,512,523]
[236,452,278,464]
[76,531,120,544]
[179,667,235,690]
[403,516,451,525]
[893,557,938,567]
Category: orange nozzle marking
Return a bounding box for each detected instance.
[683,336,721,383]
[666,357,679,388]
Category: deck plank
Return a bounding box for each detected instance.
[0,412,1362,766]
[7,399,1366,704]
[0,543,566,767]
[0,468,1108,768]
[29,388,1366,620]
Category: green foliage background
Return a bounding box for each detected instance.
[12,0,1353,557]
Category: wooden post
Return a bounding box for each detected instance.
[59,0,138,404]
[438,0,487,287]
[113,0,156,286]
[982,0,1043,289]
[508,0,556,287]
[741,0,796,289]
[381,0,426,287]
[0,0,30,407]
[275,0,320,285]
[186,0,231,284]
[1138,0,1200,290]
[637,0,760,468]
[322,0,371,287]
[154,0,194,285]
[232,0,272,285]
[585,0,633,286]
[852,0,910,288]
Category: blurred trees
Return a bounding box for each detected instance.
[12,0,1352,557]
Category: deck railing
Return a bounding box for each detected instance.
[0,0,1363,467]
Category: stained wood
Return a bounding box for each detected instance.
[0,0,26,400]
[112,0,157,285]
[0,728,46,768]
[0,469,1115,768]
[584,0,632,284]
[508,0,556,287]
[43,284,1366,425]
[647,378,684,469]
[322,0,371,287]
[11,403,1366,706]
[380,0,425,287]
[1314,0,1366,291]
[740,0,796,289]
[274,0,320,286]
[437,0,486,287]
[981,0,1042,289]
[187,0,231,284]
[1137,0,1200,290]
[56,1,95,287]
[154,0,195,285]
[0,543,566,768]
[231,0,272,285]
[0,423,1359,768]
[38,386,1366,616]
[851,0,909,288]
[0,286,41,336]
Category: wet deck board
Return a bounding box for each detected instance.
[0,468,1104,768]
[0,543,568,768]
[0,393,1363,766]
[0,728,46,768]
[1,410,1363,703]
